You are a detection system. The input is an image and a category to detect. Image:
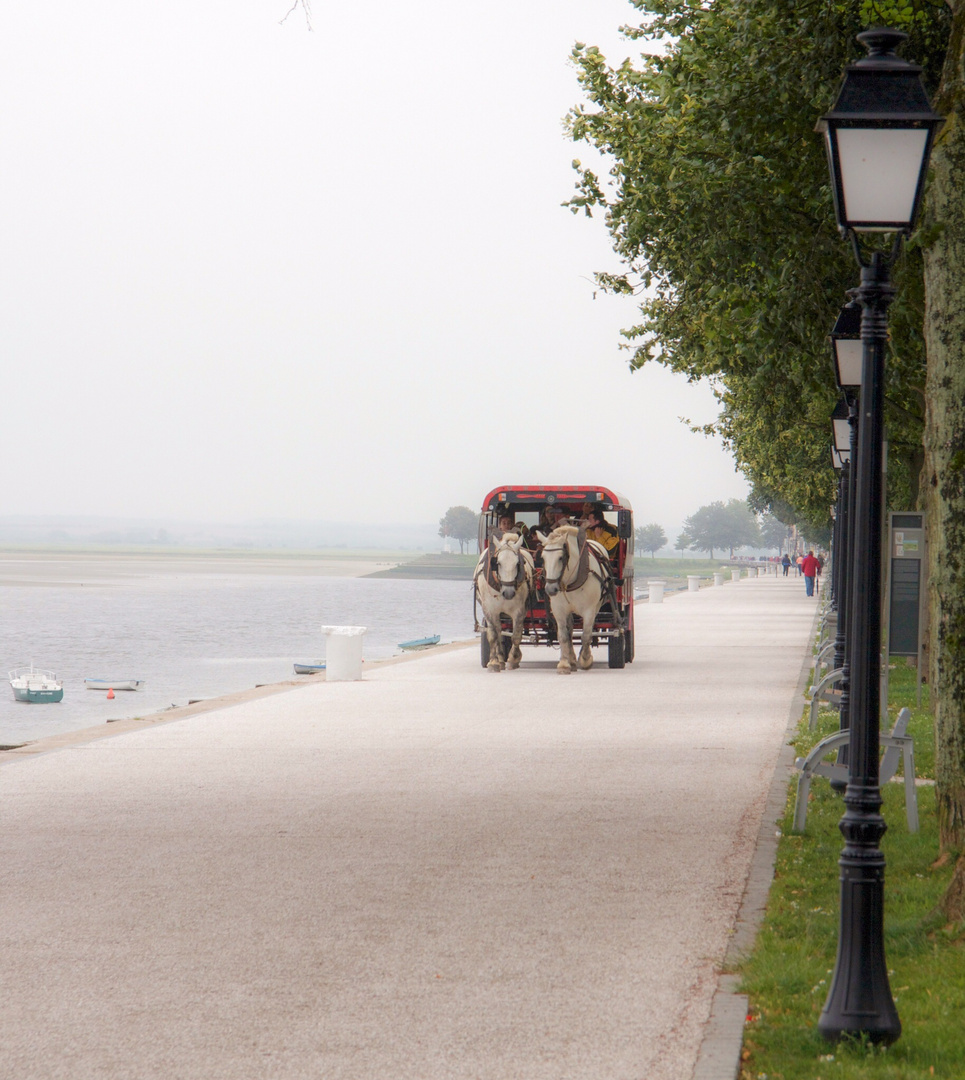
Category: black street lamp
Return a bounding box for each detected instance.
[830,399,855,789]
[831,302,863,391]
[815,27,943,1046]
[829,398,852,662]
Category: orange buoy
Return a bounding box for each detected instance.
[106,688,115,699]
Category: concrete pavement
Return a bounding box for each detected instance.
[0,573,817,1080]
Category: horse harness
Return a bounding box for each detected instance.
[542,527,624,630]
[542,526,607,593]
[476,531,528,592]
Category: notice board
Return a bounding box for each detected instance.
[887,512,925,658]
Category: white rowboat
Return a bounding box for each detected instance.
[84,679,145,692]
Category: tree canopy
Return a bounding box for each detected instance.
[566,0,950,529]
[681,498,760,559]
[635,522,667,557]
[438,506,477,554]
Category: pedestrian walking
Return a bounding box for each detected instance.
[781,553,791,577]
[801,550,820,597]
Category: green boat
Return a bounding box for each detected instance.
[9,666,64,704]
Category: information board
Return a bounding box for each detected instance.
[887,512,924,658]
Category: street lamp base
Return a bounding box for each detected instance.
[818,853,901,1045]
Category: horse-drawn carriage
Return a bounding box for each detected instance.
[473,485,635,672]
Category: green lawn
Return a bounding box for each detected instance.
[737,661,964,1079]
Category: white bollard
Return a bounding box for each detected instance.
[648,580,666,604]
[321,625,367,681]
[758,566,767,577]
[714,572,725,586]
[688,575,701,592]
[731,567,742,582]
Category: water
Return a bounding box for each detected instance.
[1,563,474,745]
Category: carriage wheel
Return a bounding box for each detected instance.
[480,633,490,668]
[608,632,626,669]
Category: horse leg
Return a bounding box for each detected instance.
[506,603,526,670]
[577,595,601,670]
[557,611,576,674]
[486,620,504,671]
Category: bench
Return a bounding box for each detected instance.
[791,707,918,833]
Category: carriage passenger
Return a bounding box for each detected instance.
[584,508,619,558]
[525,505,565,551]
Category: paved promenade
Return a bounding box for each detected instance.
[1,574,816,1080]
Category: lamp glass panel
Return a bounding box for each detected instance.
[834,337,863,387]
[833,417,851,452]
[836,127,928,228]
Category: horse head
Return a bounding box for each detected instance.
[491,532,527,600]
[539,525,579,597]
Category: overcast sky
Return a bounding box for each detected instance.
[0,0,749,537]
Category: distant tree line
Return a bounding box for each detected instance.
[641,500,800,561]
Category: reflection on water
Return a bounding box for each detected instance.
[1,571,473,745]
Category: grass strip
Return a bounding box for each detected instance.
[737,660,964,1080]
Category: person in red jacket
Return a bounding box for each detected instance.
[801,550,821,596]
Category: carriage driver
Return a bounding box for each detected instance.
[525,504,566,551]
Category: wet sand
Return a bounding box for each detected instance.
[0,549,410,588]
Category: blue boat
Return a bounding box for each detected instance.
[397,635,441,651]
[293,661,326,675]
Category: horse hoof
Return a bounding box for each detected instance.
[557,662,572,674]
[578,657,594,671]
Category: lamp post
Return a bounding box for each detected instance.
[829,398,852,673]
[830,402,854,789]
[815,27,943,1046]
[830,308,862,775]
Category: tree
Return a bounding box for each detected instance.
[635,522,667,558]
[758,512,789,553]
[438,506,477,555]
[681,499,758,560]
[674,531,691,557]
[921,0,965,918]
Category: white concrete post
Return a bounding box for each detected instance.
[648,580,666,604]
[687,575,700,592]
[321,625,367,681]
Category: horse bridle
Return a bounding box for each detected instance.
[488,545,527,590]
[541,541,570,591]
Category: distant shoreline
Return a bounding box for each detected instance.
[0,548,427,587]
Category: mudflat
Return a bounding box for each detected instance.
[0,549,411,587]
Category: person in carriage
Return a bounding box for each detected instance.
[581,504,619,559]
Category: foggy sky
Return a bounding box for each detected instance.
[0,1,749,538]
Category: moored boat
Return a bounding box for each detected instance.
[397,635,441,651]
[84,679,145,692]
[9,666,64,704]
[293,662,326,675]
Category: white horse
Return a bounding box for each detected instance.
[473,531,535,671]
[536,524,612,674]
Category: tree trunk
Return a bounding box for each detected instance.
[922,3,965,919]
